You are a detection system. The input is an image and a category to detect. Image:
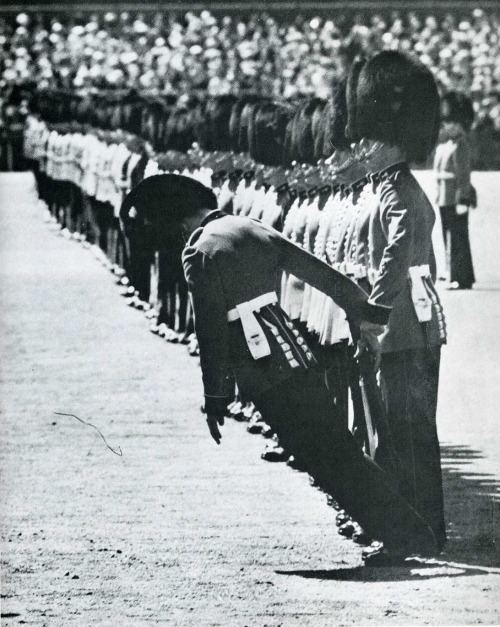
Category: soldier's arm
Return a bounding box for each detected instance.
[274,231,390,325]
[368,180,414,310]
[182,246,235,426]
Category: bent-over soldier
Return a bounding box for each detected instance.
[120,173,439,564]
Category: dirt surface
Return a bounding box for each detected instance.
[1,172,499,626]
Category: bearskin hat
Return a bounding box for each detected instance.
[120,174,217,250]
[347,51,440,163]
[293,98,325,165]
[204,95,239,152]
[316,81,351,159]
[249,102,293,166]
[238,101,261,155]
[311,99,327,162]
[345,57,366,143]
[441,91,475,133]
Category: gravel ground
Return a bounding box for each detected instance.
[1,172,499,626]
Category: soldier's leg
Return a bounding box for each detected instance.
[254,368,437,555]
[380,346,446,551]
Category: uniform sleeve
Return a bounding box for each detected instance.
[182,246,235,416]
[273,232,390,325]
[368,180,413,309]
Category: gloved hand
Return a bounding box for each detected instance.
[354,321,385,371]
[206,414,225,445]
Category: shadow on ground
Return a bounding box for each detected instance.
[440,444,500,568]
[277,444,500,582]
[275,560,491,582]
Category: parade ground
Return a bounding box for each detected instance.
[1,171,499,626]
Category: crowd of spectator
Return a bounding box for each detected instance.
[1,7,499,167]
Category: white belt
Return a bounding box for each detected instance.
[344,261,356,275]
[408,264,432,322]
[353,264,367,280]
[336,261,367,280]
[227,292,278,360]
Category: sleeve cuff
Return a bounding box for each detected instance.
[204,395,234,417]
[363,301,392,325]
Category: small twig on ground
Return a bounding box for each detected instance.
[54,412,123,456]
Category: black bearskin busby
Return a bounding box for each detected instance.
[249,101,293,167]
[120,174,217,251]
[440,91,475,133]
[316,80,351,159]
[347,51,440,163]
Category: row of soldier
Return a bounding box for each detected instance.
[23,64,447,559]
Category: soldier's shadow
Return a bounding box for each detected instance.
[276,560,489,582]
[439,444,499,568]
[277,444,500,582]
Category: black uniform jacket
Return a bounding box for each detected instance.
[182,211,390,415]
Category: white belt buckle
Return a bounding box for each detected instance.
[235,301,271,360]
[408,264,432,322]
[229,292,278,360]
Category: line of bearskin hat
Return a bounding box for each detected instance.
[346,50,441,163]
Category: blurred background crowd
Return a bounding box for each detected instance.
[1,6,499,168]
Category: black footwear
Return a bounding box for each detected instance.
[326,495,340,509]
[362,542,408,567]
[177,332,190,345]
[247,415,265,434]
[261,446,287,462]
[233,403,251,422]
[335,511,350,527]
[242,403,256,421]
[164,328,180,343]
[338,521,356,538]
[286,455,306,471]
[261,424,274,437]
[352,528,372,546]
[228,401,242,419]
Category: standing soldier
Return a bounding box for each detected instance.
[346,51,448,560]
[434,91,476,290]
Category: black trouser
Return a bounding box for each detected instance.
[380,346,446,551]
[440,205,475,288]
[253,368,437,554]
[0,134,26,171]
[157,251,189,332]
[66,183,83,234]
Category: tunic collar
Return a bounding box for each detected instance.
[184,210,227,249]
[200,209,226,228]
[363,141,406,176]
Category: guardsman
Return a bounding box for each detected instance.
[346,51,447,561]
